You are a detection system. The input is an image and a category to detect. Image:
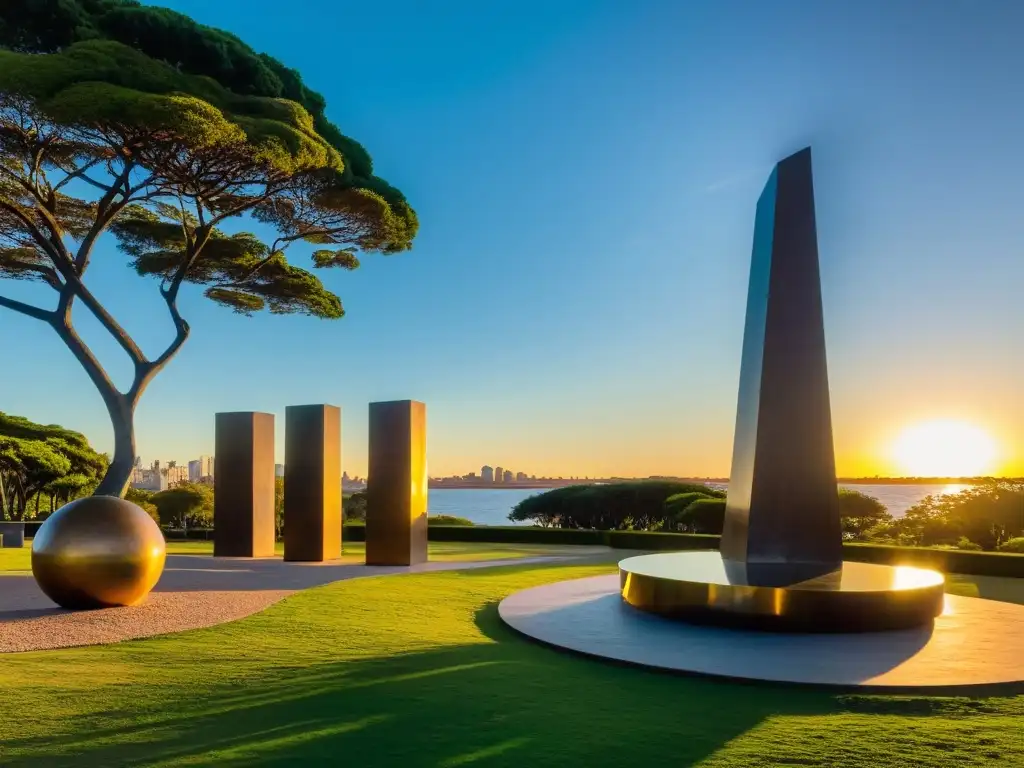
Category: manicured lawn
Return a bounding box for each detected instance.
[0,561,1021,766]
[0,540,590,574]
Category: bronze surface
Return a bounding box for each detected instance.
[214,411,276,558]
[31,496,166,610]
[620,551,945,632]
[365,400,428,566]
[283,404,342,562]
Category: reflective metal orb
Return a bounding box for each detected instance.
[32,496,166,610]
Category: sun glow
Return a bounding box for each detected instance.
[890,420,998,477]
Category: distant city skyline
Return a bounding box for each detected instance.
[4,0,1022,479]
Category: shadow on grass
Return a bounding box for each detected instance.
[0,598,836,768]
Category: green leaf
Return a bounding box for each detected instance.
[312,249,360,270]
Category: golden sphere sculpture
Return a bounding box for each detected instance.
[32,496,166,610]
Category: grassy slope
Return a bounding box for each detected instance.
[0,561,1021,767]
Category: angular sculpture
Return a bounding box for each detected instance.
[721,147,843,583]
[614,147,944,632]
[283,404,342,562]
[214,411,276,558]
[365,400,428,566]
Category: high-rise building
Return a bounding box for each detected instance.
[516,472,528,482]
[188,459,201,482]
[131,460,168,491]
[199,454,214,480]
[494,466,504,483]
[165,461,188,487]
[275,463,285,478]
[480,465,494,483]
[502,470,514,483]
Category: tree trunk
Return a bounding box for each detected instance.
[93,396,136,498]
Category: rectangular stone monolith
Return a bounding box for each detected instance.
[214,411,275,558]
[283,404,342,562]
[721,147,842,582]
[365,400,427,566]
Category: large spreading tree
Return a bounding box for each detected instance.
[0,2,417,497]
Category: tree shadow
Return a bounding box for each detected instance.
[0,599,838,768]
[2,594,1020,767]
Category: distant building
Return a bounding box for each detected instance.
[516,472,528,482]
[342,472,366,492]
[131,460,168,492]
[494,466,504,483]
[163,461,187,487]
[188,459,201,483]
[503,470,514,483]
[481,465,494,483]
[275,464,285,478]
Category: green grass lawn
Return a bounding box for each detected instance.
[0,559,1021,767]
[0,541,588,574]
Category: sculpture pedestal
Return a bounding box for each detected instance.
[619,552,945,632]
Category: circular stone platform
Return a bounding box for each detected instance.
[498,574,1024,690]
[619,551,945,632]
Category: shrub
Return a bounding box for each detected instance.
[838,489,891,539]
[344,492,367,522]
[884,481,1024,550]
[428,515,473,526]
[956,536,983,551]
[998,537,1024,554]
[664,492,712,527]
[509,481,725,530]
[677,498,727,534]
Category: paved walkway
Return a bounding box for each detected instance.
[0,548,610,654]
[499,574,1024,691]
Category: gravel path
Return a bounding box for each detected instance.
[0,550,609,654]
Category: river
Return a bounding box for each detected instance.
[426,484,974,526]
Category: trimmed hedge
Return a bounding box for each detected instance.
[425,525,606,546]
[155,524,1024,577]
[842,543,1024,579]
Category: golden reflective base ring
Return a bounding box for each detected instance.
[619,552,945,633]
[32,496,167,610]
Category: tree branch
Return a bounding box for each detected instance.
[74,160,134,274]
[0,198,68,271]
[59,275,147,366]
[0,292,54,322]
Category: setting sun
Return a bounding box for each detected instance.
[890,420,998,477]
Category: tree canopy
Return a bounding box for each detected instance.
[0,0,385,186]
[0,412,107,519]
[0,4,417,496]
[152,481,213,530]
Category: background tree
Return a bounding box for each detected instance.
[674,498,727,535]
[152,481,213,532]
[343,491,367,523]
[837,489,891,540]
[0,6,416,498]
[0,436,70,520]
[0,411,106,519]
[125,486,159,522]
[884,482,1024,550]
[274,476,284,540]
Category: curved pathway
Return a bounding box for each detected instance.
[0,548,610,654]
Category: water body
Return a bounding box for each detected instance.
[427,484,973,526]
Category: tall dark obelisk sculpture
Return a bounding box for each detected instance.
[365,400,428,566]
[214,411,276,558]
[721,147,842,582]
[283,404,342,562]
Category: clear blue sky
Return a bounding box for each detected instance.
[3,0,1022,477]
